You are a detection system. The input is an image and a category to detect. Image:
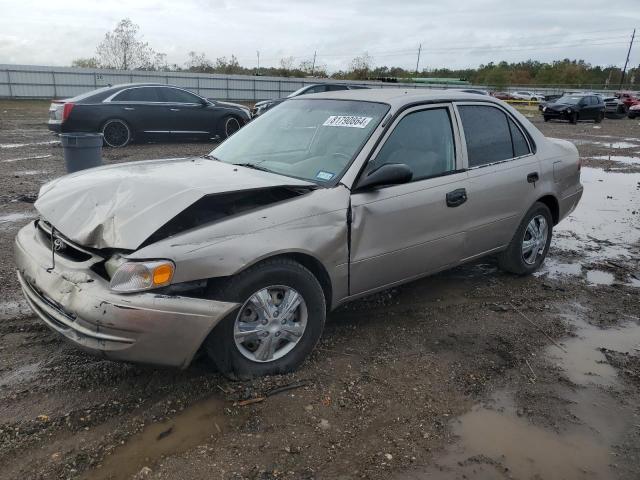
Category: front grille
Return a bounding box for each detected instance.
[37,220,93,262]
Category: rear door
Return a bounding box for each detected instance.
[108,86,166,134]
[349,104,469,295]
[454,103,540,261]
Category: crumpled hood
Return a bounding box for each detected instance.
[35,157,313,250]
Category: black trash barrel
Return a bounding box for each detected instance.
[60,133,104,173]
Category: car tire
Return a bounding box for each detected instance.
[569,112,578,124]
[204,259,326,380]
[543,115,550,122]
[102,119,131,148]
[595,112,604,123]
[629,113,637,119]
[223,115,242,139]
[498,202,553,276]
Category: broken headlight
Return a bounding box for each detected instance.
[109,260,175,293]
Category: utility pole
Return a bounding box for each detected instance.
[311,51,317,76]
[257,51,260,74]
[415,43,422,76]
[620,29,635,88]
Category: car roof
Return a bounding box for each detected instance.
[293,87,507,109]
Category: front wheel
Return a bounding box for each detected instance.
[569,112,578,124]
[498,202,553,275]
[102,119,131,147]
[595,111,604,123]
[543,115,550,122]
[223,116,242,139]
[205,259,326,380]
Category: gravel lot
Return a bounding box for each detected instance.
[0,99,639,480]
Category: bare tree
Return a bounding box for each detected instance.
[185,51,213,72]
[280,56,295,71]
[71,57,99,68]
[95,18,164,70]
[349,52,373,79]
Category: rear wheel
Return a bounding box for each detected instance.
[498,202,553,275]
[204,259,326,380]
[102,119,131,148]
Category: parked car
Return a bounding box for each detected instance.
[48,83,252,147]
[17,89,582,379]
[251,83,369,117]
[491,91,516,100]
[459,89,489,95]
[541,94,605,123]
[628,103,640,119]
[512,91,546,101]
[605,91,640,118]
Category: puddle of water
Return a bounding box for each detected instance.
[550,317,640,387]
[14,170,49,176]
[535,258,582,279]
[586,269,615,286]
[400,312,640,480]
[0,212,37,225]
[553,167,640,260]
[0,361,42,388]
[1,154,53,163]
[591,154,640,165]
[0,140,59,149]
[86,396,228,480]
[0,299,31,320]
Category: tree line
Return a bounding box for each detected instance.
[72,19,639,88]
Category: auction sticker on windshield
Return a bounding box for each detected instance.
[323,115,372,128]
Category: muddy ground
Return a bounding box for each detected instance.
[0,99,639,480]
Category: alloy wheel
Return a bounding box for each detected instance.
[102,120,130,147]
[225,117,241,138]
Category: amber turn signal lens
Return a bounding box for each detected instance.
[152,263,174,285]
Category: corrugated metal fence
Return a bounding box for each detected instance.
[0,64,449,102]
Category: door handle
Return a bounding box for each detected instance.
[446,188,467,207]
[527,172,539,183]
[123,107,135,111]
[170,108,180,112]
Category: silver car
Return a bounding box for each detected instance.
[14,89,583,379]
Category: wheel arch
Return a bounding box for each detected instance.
[207,251,333,313]
[536,194,559,225]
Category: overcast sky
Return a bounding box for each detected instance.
[0,0,638,72]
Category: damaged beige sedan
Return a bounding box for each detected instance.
[15,89,583,379]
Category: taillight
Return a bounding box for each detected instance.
[62,103,75,122]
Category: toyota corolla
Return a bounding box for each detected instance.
[15,89,583,379]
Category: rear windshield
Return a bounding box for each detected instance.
[67,86,112,102]
[210,99,389,184]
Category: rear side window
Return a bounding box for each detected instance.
[508,118,530,157]
[160,87,203,104]
[372,108,456,181]
[112,87,163,102]
[459,105,512,167]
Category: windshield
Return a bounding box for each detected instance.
[287,86,312,98]
[210,99,389,184]
[556,95,582,105]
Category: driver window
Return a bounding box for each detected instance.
[370,108,456,181]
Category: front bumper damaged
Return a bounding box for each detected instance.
[14,221,239,368]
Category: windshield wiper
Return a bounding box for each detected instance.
[203,153,221,161]
[233,162,272,173]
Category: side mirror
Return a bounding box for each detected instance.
[356,163,413,190]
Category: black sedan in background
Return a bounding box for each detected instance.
[48,83,251,147]
[541,94,605,124]
[251,83,369,117]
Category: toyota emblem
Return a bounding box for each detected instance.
[53,238,66,252]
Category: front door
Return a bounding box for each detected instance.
[349,105,469,295]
